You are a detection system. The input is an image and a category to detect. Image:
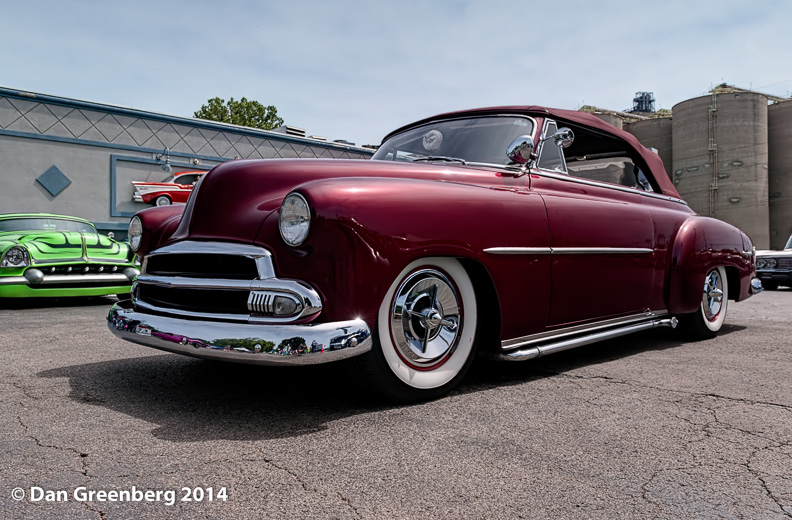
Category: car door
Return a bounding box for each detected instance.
[531,119,656,327]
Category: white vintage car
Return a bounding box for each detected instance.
[756,234,792,290]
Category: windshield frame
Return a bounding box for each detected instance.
[373,114,538,169]
[0,217,97,234]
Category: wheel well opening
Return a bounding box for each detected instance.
[459,258,500,354]
[724,265,740,301]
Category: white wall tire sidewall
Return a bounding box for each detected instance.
[701,266,728,332]
[377,257,477,390]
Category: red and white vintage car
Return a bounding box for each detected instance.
[132,171,205,206]
[109,106,761,402]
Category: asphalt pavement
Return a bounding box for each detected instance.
[2,289,791,519]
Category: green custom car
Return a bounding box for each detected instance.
[0,213,139,298]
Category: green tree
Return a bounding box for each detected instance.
[194,97,284,130]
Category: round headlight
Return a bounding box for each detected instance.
[757,258,766,269]
[1,246,31,267]
[279,193,311,247]
[128,216,143,252]
[766,258,777,268]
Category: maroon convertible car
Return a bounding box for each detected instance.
[108,106,761,402]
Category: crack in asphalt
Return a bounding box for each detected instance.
[543,370,792,517]
[15,412,108,520]
[257,450,363,519]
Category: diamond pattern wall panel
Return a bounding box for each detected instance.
[0,98,22,127]
[36,165,71,197]
[0,95,374,162]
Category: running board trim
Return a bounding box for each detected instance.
[501,310,669,350]
[496,317,678,361]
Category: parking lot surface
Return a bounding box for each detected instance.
[2,290,791,519]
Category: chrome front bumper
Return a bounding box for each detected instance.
[107,300,372,366]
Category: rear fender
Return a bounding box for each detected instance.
[668,216,754,314]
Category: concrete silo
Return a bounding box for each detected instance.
[672,92,769,248]
[592,113,623,130]
[768,100,792,250]
[624,117,673,180]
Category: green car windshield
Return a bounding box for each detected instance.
[0,218,95,234]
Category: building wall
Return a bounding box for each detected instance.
[0,87,373,238]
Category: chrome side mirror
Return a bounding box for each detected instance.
[552,127,575,148]
[507,135,535,165]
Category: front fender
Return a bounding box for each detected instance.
[133,205,184,257]
[255,176,552,340]
[668,216,755,314]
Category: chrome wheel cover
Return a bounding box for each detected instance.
[390,269,462,369]
[702,269,724,321]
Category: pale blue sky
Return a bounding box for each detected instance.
[2,0,791,146]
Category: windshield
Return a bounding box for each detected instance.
[786,234,792,250]
[373,116,535,166]
[0,218,96,234]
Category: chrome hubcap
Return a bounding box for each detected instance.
[702,269,724,321]
[390,269,462,368]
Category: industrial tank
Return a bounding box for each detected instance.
[624,117,673,180]
[768,100,792,250]
[672,92,769,248]
[592,113,623,130]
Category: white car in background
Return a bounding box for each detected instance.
[756,234,792,290]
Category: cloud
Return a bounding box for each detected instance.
[2,0,790,146]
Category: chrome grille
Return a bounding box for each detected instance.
[133,241,321,323]
[146,254,258,279]
[777,258,792,269]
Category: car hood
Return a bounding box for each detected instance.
[0,231,130,264]
[756,249,792,258]
[172,158,502,244]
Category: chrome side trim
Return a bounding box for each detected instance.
[147,241,275,279]
[484,247,652,256]
[107,300,371,366]
[498,317,677,361]
[552,247,653,255]
[531,169,689,206]
[483,247,552,255]
[501,310,668,350]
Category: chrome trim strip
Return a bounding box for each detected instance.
[147,241,275,279]
[107,300,371,366]
[499,317,677,361]
[484,247,652,256]
[552,247,653,255]
[501,310,668,350]
[0,273,132,286]
[32,257,131,265]
[531,169,689,206]
[483,247,552,255]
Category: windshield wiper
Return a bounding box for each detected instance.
[410,156,467,165]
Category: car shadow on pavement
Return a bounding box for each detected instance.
[463,324,747,393]
[37,325,745,442]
